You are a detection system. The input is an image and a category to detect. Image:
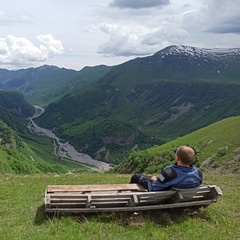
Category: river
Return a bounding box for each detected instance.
[27,106,110,172]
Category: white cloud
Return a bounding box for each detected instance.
[142,27,189,46]
[97,24,154,56]
[95,2,191,57]
[109,0,170,9]
[0,34,64,68]
[37,34,64,58]
[97,23,189,57]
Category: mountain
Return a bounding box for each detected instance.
[98,45,240,87]
[114,116,240,174]
[34,45,240,163]
[0,90,35,135]
[0,64,111,106]
[0,90,34,117]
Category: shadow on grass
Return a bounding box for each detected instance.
[34,205,210,227]
[34,204,60,225]
[34,204,89,225]
[72,207,210,227]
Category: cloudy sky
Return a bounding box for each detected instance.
[0,0,239,70]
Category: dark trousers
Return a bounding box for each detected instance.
[130,173,151,190]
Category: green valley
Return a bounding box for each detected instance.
[1,45,240,172]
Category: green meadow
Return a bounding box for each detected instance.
[0,173,239,240]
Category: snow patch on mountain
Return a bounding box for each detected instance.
[155,45,240,60]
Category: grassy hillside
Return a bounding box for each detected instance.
[0,173,239,240]
[0,90,35,137]
[115,116,240,174]
[0,90,34,117]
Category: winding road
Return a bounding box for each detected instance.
[27,106,110,172]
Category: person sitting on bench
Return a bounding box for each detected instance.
[130,146,202,191]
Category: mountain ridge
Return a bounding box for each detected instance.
[0,64,111,105]
[97,45,240,89]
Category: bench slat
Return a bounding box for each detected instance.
[47,184,146,193]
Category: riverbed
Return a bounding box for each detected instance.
[27,106,110,172]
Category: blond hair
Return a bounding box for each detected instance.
[176,146,195,165]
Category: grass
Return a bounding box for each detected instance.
[0,173,239,240]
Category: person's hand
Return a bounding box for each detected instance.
[150,176,157,181]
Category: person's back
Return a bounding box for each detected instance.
[148,163,202,191]
[130,146,202,191]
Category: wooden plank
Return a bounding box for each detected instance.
[213,185,223,196]
[169,191,184,203]
[138,191,176,204]
[132,195,139,205]
[90,195,133,208]
[49,194,88,199]
[169,186,213,203]
[91,201,129,207]
[46,191,174,198]
[47,184,146,193]
[207,185,223,199]
[48,202,87,206]
[45,195,51,205]
[169,186,222,203]
[86,195,91,208]
[45,199,216,213]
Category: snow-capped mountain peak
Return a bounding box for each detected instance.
[155,45,240,60]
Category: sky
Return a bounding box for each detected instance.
[0,0,240,70]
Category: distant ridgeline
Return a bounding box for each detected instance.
[1,45,240,167]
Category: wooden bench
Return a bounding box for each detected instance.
[44,184,222,213]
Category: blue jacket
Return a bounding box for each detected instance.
[148,164,202,191]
